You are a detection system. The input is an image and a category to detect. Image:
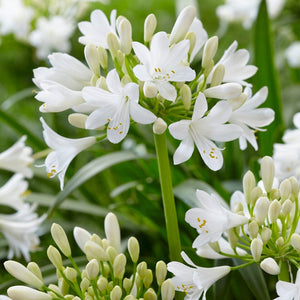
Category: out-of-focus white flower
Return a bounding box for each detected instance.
[0,0,34,39]
[0,174,28,210]
[0,204,45,261]
[0,295,11,300]
[285,42,300,68]
[7,286,51,300]
[185,190,248,248]
[0,136,33,178]
[29,15,75,59]
[169,92,242,170]
[167,251,231,300]
[40,118,96,189]
[229,86,274,150]
[78,10,118,47]
[132,31,195,101]
[275,269,300,300]
[83,69,157,143]
[282,113,300,143]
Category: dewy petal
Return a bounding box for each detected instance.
[173,136,195,165]
[155,80,177,101]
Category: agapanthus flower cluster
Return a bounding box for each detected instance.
[3,212,175,300]
[0,0,106,59]
[0,136,45,261]
[168,156,300,299]
[33,5,274,189]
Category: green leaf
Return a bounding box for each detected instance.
[254,0,284,156]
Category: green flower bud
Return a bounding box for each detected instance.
[261,227,272,244]
[110,285,122,300]
[185,31,196,57]
[98,46,108,70]
[58,277,69,295]
[248,220,259,239]
[254,197,269,225]
[113,253,127,280]
[123,278,132,294]
[210,64,225,87]
[180,84,192,110]
[260,156,275,193]
[84,44,101,76]
[80,277,90,293]
[124,296,136,300]
[143,269,153,289]
[156,261,167,286]
[228,228,238,250]
[85,241,108,261]
[251,238,263,262]
[144,14,157,42]
[106,246,118,264]
[268,200,281,223]
[118,17,132,55]
[242,171,256,204]
[269,188,280,201]
[48,284,62,297]
[107,32,120,58]
[90,234,103,247]
[128,236,140,263]
[51,223,71,257]
[97,276,108,293]
[64,267,77,282]
[137,261,147,278]
[144,288,157,300]
[289,176,299,200]
[161,279,175,300]
[27,262,43,282]
[281,199,293,217]
[276,237,284,248]
[7,286,51,300]
[250,186,263,207]
[47,245,63,270]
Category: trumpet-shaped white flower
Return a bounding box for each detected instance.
[78,10,118,47]
[285,42,300,68]
[132,31,195,101]
[207,41,257,86]
[82,69,157,143]
[0,204,45,261]
[0,174,28,210]
[169,92,242,170]
[185,190,249,248]
[40,118,96,189]
[0,136,33,178]
[229,86,274,150]
[167,251,231,300]
[275,269,300,300]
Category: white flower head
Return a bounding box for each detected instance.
[169,92,242,170]
[275,269,300,300]
[0,136,33,178]
[167,251,231,300]
[29,16,75,59]
[40,117,96,189]
[78,9,118,47]
[185,190,249,248]
[132,31,195,101]
[285,42,300,68]
[282,112,300,144]
[229,86,274,150]
[83,69,157,143]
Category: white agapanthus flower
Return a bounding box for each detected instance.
[132,31,195,101]
[168,251,231,300]
[282,112,300,144]
[0,136,33,178]
[185,190,249,248]
[229,86,275,150]
[40,118,96,189]
[169,92,242,170]
[275,269,300,300]
[285,42,300,68]
[82,69,157,143]
[0,0,34,40]
[0,204,45,261]
[29,15,75,59]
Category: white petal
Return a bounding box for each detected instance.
[133,65,152,82]
[173,136,194,164]
[130,102,156,124]
[106,69,122,94]
[123,82,139,102]
[204,83,242,100]
[204,123,242,142]
[155,81,177,101]
[169,65,196,82]
[85,106,116,129]
[132,41,151,67]
[192,92,207,121]
[168,120,191,140]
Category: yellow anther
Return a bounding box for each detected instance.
[158,67,161,72]
[171,70,175,73]
[119,131,123,134]
[107,118,111,121]
[108,127,111,130]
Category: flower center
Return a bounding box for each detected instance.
[153,67,175,81]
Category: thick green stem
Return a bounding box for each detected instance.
[154,132,182,262]
[278,259,290,282]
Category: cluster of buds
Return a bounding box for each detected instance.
[3,213,174,300]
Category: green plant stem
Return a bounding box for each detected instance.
[278,259,290,282]
[154,132,182,262]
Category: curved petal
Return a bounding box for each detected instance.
[204,83,242,100]
[85,106,116,129]
[130,102,156,124]
[173,136,194,164]
[168,65,196,82]
[155,80,177,101]
[82,86,121,106]
[106,69,122,94]
[192,93,208,121]
[123,82,139,102]
[169,120,191,140]
[132,41,151,67]
[133,65,152,82]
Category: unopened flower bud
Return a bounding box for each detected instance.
[153,118,167,135]
[4,261,44,289]
[144,288,157,300]
[91,234,103,247]
[58,277,69,295]
[251,238,263,262]
[96,76,108,90]
[209,241,221,253]
[260,156,275,193]
[169,6,196,44]
[7,286,51,300]
[228,93,247,110]
[105,212,121,253]
[110,285,122,300]
[27,262,43,282]
[123,278,132,294]
[116,50,124,68]
[64,267,77,282]
[260,258,280,275]
[279,179,291,201]
[204,82,242,100]
[80,277,90,293]
[51,223,71,257]
[202,36,218,69]
[124,296,135,300]
[254,197,269,225]
[137,261,147,278]
[73,226,92,253]
[276,237,284,247]
[269,188,280,201]
[113,253,126,279]
[144,14,157,42]
[228,228,238,250]
[250,186,263,207]
[281,199,293,216]
[47,245,63,269]
[243,170,256,204]
[261,227,272,244]
[85,241,108,261]
[268,200,281,223]
[98,46,108,70]
[107,246,118,263]
[86,259,99,280]
[128,236,140,263]
[68,113,88,129]
[143,81,158,98]
[161,279,175,300]
[180,84,192,110]
[107,32,120,58]
[143,269,153,289]
[185,31,196,56]
[85,44,101,76]
[210,64,225,87]
[118,17,132,55]
[97,277,108,293]
[248,220,259,239]
[156,261,167,286]
[291,234,300,252]
[48,284,62,297]
[289,176,299,199]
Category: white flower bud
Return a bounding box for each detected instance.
[107,246,118,263]
[128,236,140,263]
[47,284,62,297]
[185,31,196,57]
[97,276,108,293]
[123,278,132,294]
[291,234,300,252]
[113,253,127,279]
[51,223,71,257]
[91,234,103,247]
[228,92,247,110]
[204,82,242,100]
[261,227,272,244]
[64,267,77,282]
[107,32,120,58]
[144,14,157,42]
[73,226,92,253]
[143,269,153,289]
[105,212,121,253]
[254,197,270,225]
[124,296,135,300]
[143,81,158,98]
[137,261,147,278]
[279,179,291,201]
[269,188,280,201]
[260,156,275,193]
[202,36,218,69]
[84,44,101,76]
[243,170,256,204]
[228,227,238,250]
[153,118,167,135]
[260,258,280,275]
[96,76,108,90]
[27,262,43,282]
[276,237,284,247]
[289,176,299,199]
[156,261,167,286]
[169,6,196,44]
[118,17,132,55]
[248,220,259,239]
[281,199,293,216]
[80,277,90,293]
[180,84,192,110]
[97,46,108,70]
[68,113,88,129]
[161,279,175,300]
[7,286,51,300]
[110,285,122,300]
[85,241,108,261]
[250,186,263,207]
[268,200,281,223]
[4,261,44,289]
[86,259,99,280]
[116,50,124,68]
[144,288,157,300]
[210,64,225,87]
[250,238,263,262]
